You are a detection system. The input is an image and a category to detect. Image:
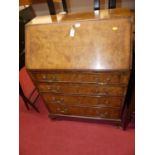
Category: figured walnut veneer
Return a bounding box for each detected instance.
[26,18,132,70]
[26,8,134,129]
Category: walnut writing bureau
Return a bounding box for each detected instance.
[25,8,134,129]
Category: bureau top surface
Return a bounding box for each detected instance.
[26,8,133,70]
[27,8,133,25]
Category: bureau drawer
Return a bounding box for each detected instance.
[42,93,123,107]
[38,83,126,96]
[48,103,121,119]
[31,72,129,84]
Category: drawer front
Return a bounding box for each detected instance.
[42,93,123,107]
[47,103,121,119]
[31,72,129,84]
[38,83,126,96]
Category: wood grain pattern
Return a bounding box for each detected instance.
[47,103,121,119]
[41,93,123,107]
[26,18,132,70]
[26,9,133,128]
[30,71,129,84]
[26,8,133,70]
[37,82,126,96]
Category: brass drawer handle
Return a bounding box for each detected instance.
[48,86,60,93]
[42,75,57,81]
[57,99,64,104]
[56,107,68,113]
[60,109,68,113]
[51,89,60,93]
[99,82,104,85]
[98,77,111,84]
[52,97,64,104]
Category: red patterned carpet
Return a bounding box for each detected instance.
[19,67,135,155]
